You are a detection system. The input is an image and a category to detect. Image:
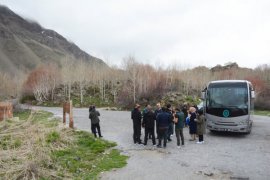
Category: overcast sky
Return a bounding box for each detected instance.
[1,0,270,69]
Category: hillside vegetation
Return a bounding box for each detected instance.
[1,54,270,110]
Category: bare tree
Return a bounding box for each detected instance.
[122,56,140,103]
[61,56,76,101]
[24,65,56,102]
[46,63,61,101]
[74,60,89,105]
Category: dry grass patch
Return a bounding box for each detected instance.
[0,110,127,180]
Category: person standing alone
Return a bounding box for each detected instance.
[89,105,103,138]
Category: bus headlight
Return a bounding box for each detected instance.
[239,120,248,125]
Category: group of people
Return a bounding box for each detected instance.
[187,106,206,144]
[88,102,206,149]
[131,103,206,148]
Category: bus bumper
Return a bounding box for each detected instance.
[207,121,252,133]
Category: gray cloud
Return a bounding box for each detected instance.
[1,0,270,68]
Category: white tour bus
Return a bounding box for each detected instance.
[201,80,255,133]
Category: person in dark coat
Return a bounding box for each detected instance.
[131,104,142,144]
[142,105,156,146]
[89,105,103,138]
[189,107,197,141]
[156,107,171,148]
[166,104,174,141]
[173,108,185,148]
[154,103,162,137]
[142,104,152,139]
[182,104,188,127]
[195,109,206,144]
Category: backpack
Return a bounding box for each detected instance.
[186,116,190,125]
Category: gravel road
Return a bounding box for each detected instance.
[33,106,270,180]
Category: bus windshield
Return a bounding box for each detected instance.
[207,83,248,109]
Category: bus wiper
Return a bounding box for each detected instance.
[227,105,238,108]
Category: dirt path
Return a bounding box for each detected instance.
[34,106,270,180]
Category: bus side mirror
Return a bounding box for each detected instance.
[251,91,255,99]
[201,91,206,100]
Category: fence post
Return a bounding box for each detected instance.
[0,102,13,121]
[69,100,74,128]
[63,103,66,124]
[63,101,74,128]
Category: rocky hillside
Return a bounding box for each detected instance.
[0,5,105,75]
[210,62,239,72]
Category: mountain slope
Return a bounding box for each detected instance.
[0,5,106,74]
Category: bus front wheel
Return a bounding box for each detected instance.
[245,125,252,134]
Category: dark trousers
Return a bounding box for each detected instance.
[91,123,102,137]
[144,128,156,145]
[133,123,141,143]
[156,123,159,138]
[199,135,204,142]
[167,122,174,140]
[158,128,168,147]
[175,128,184,146]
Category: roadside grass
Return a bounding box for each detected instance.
[255,110,270,117]
[0,110,128,179]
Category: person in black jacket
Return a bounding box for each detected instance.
[131,104,142,144]
[89,105,102,138]
[182,104,188,127]
[154,103,162,137]
[142,105,156,146]
[166,104,174,141]
[156,107,171,148]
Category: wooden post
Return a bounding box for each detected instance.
[63,101,70,124]
[69,100,74,128]
[63,102,67,124]
[63,103,66,124]
[0,102,13,121]
[63,101,74,128]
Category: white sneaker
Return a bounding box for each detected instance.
[177,146,181,149]
[196,141,203,144]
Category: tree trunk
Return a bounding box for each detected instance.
[133,81,136,103]
[68,82,71,101]
[80,82,83,105]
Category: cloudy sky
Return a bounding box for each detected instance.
[1,0,270,68]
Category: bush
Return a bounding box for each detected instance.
[255,97,270,110]
[20,95,36,104]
